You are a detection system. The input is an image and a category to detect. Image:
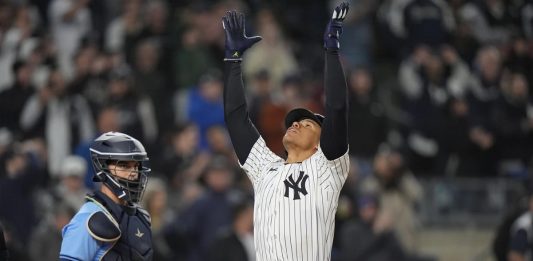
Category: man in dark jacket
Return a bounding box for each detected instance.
[207,201,254,261]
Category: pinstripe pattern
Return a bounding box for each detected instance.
[241,137,349,261]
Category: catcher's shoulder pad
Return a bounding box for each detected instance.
[87,211,121,242]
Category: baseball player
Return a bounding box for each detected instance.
[222,3,350,261]
[59,132,153,260]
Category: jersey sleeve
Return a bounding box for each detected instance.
[241,136,282,185]
[60,207,114,261]
[59,212,100,261]
[317,149,350,192]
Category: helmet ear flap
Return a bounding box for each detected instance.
[93,171,107,182]
[97,172,107,181]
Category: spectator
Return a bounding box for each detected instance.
[66,43,97,96]
[338,194,408,261]
[124,0,172,79]
[105,0,142,53]
[54,155,89,210]
[242,8,298,93]
[174,24,217,90]
[183,70,225,150]
[133,39,173,136]
[267,0,326,75]
[399,45,470,175]
[329,0,378,68]
[48,0,92,80]
[1,222,31,261]
[348,67,388,177]
[207,201,255,261]
[462,46,503,176]
[491,73,532,177]
[452,7,481,64]
[20,68,95,176]
[105,64,158,145]
[28,203,74,261]
[521,0,533,40]
[180,157,242,261]
[459,0,514,47]
[375,0,410,59]
[360,149,423,252]
[156,122,209,187]
[0,139,47,246]
[504,36,533,86]
[389,0,455,55]
[439,96,471,176]
[206,125,237,165]
[74,48,114,114]
[141,177,176,261]
[74,106,121,189]
[0,60,36,135]
[247,69,273,127]
[0,4,40,90]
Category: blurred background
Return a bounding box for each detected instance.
[0,0,532,260]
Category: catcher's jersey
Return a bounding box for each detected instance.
[241,137,349,261]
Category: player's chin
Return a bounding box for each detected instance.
[283,131,297,139]
[282,135,293,146]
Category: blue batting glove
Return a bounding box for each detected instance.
[324,2,349,51]
[222,11,262,61]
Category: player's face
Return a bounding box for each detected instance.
[282,119,321,151]
[109,161,140,181]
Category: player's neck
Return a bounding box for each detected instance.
[285,148,317,164]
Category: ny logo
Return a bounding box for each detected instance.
[284,171,309,200]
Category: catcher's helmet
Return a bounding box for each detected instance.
[90,132,150,204]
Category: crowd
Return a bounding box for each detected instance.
[0,0,532,260]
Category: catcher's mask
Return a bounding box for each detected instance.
[90,132,151,204]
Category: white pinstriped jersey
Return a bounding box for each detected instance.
[241,137,349,261]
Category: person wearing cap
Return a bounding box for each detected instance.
[55,155,90,211]
[180,156,240,261]
[222,3,350,260]
[338,194,409,261]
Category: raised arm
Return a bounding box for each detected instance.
[320,3,350,160]
[222,11,262,165]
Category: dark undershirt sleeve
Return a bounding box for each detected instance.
[320,50,348,160]
[223,61,260,165]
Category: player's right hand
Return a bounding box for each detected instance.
[324,2,349,51]
[222,11,262,61]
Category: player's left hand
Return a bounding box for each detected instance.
[324,2,349,51]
